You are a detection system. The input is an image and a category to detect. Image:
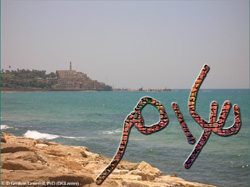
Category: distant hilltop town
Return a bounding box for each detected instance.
[1,63,171,92]
[52,62,112,91]
[1,62,112,91]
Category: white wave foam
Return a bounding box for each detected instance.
[24,130,59,140]
[61,136,86,139]
[1,125,12,130]
[23,130,86,140]
[101,129,122,135]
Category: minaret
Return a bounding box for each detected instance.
[70,62,72,71]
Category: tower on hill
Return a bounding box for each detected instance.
[70,62,72,71]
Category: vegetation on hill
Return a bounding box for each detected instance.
[1,69,57,89]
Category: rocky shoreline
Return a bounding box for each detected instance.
[1,132,215,187]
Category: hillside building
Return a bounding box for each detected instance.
[52,62,111,91]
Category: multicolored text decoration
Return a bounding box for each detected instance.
[95,65,241,185]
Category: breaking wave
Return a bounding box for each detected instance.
[24,130,59,140]
[23,130,85,140]
[1,125,12,130]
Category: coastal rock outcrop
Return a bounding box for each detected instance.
[1,132,216,187]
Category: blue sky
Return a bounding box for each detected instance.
[1,0,249,89]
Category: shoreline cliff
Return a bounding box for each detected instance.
[1,132,215,187]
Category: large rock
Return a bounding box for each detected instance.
[117,161,139,171]
[137,161,162,177]
[49,174,94,186]
[1,160,47,170]
[2,151,45,163]
[1,132,6,143]
[85,178,119,187]
[1,143,31,153]
[0,133,216,187]
[121,180,150,187]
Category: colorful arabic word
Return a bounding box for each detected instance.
[96,65,241,185]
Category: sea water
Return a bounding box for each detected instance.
[1,90,249,187]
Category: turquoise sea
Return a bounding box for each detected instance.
[1,89,249,187]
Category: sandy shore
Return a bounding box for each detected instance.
[1,132,216,187]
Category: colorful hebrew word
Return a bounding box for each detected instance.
[96,65,241,185]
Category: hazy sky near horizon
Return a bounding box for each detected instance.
[1,0,249,89]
